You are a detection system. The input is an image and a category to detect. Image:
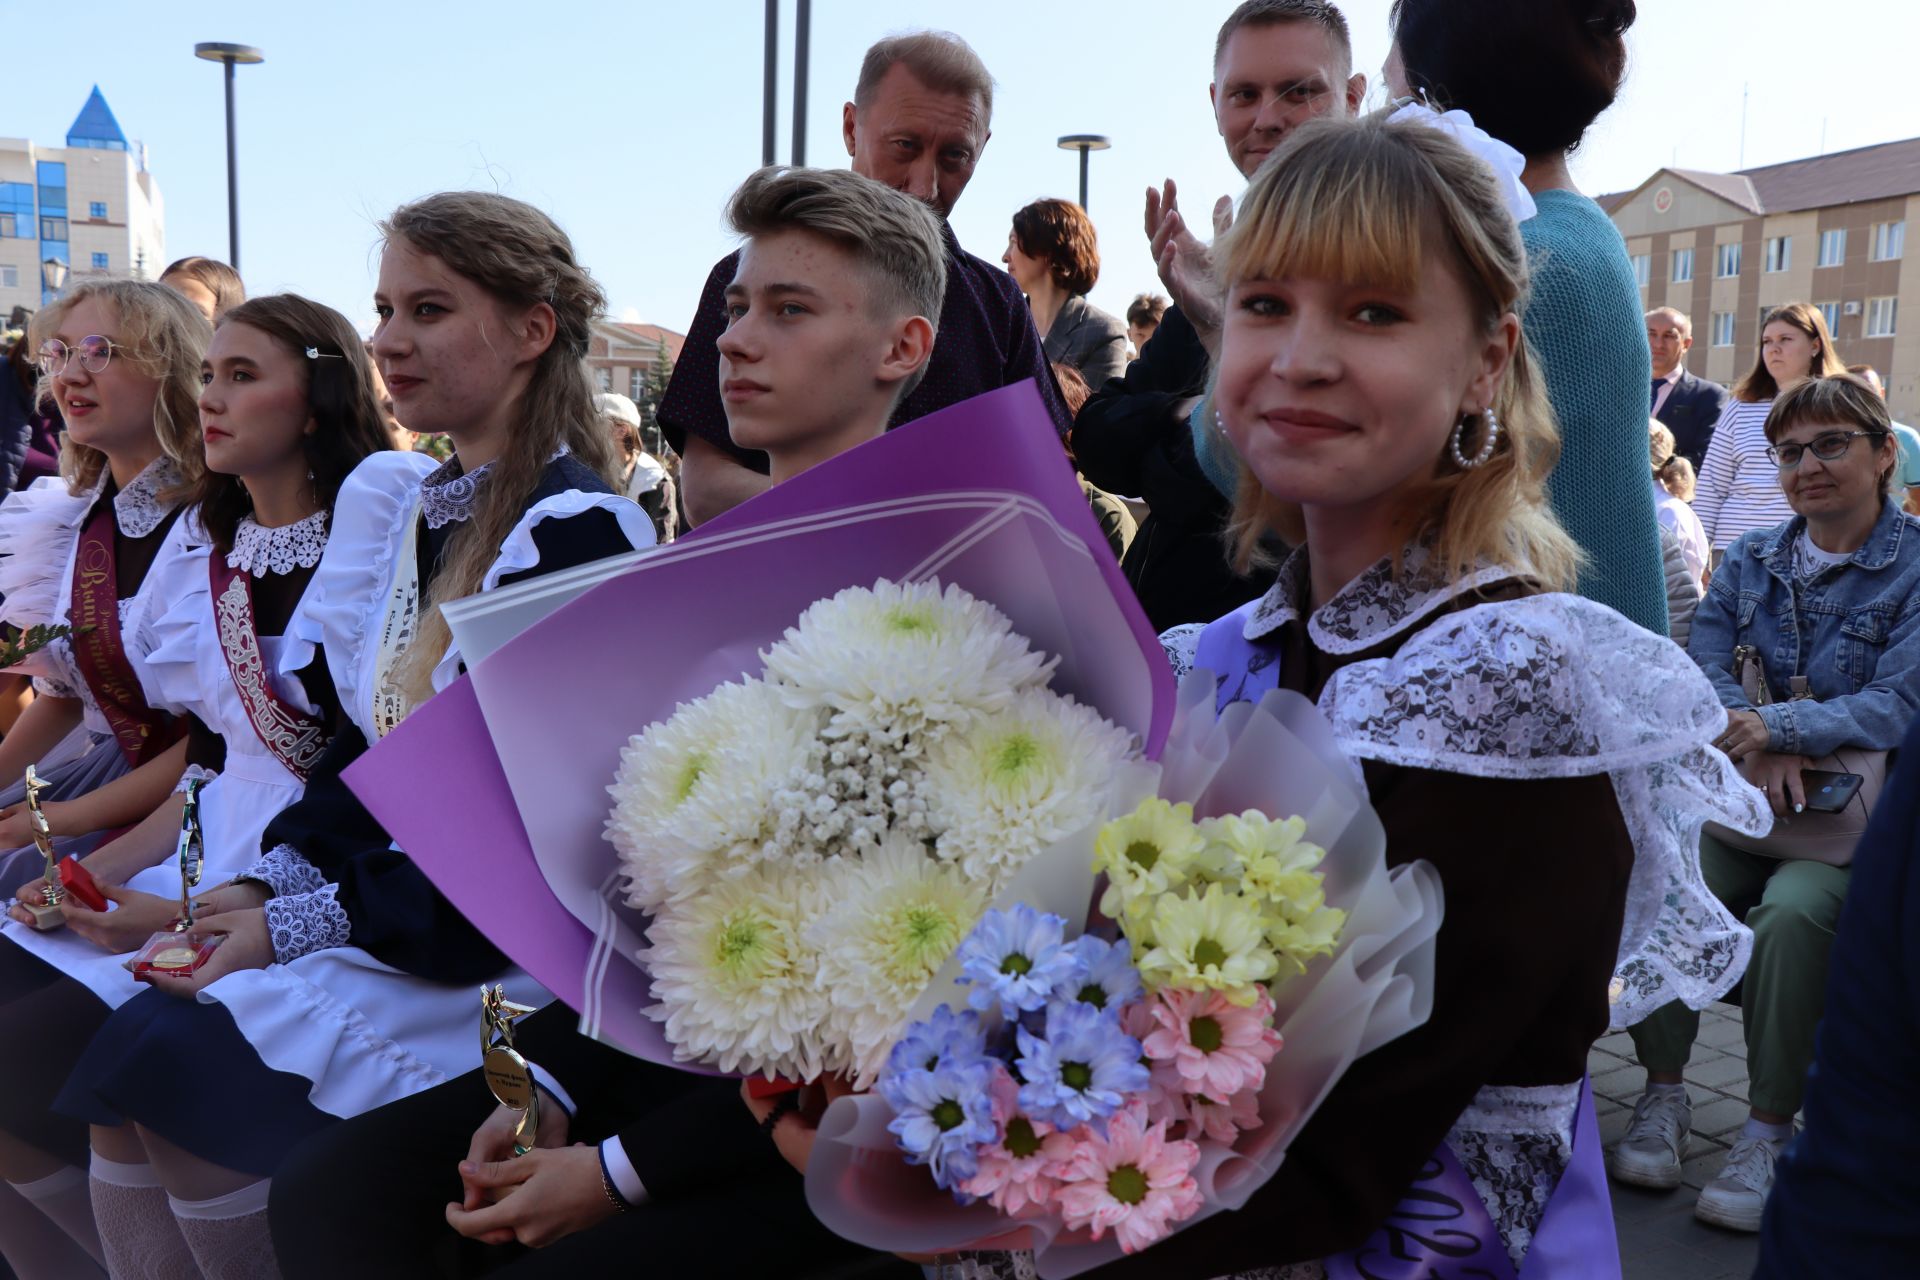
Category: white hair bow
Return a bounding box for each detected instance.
[1387,101,1537,225]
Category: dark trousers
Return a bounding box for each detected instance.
[268,1058,918,1280]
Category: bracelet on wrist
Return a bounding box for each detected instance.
[759,1090,801,1137]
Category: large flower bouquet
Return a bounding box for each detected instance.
[605,579,1142,1085]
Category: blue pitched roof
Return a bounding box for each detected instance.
[66,87,128,151]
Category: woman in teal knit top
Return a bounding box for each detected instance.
[1386,0,1668,636]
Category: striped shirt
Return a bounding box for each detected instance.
[1695,398,1792,549]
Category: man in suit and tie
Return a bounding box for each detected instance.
[1649,306,1730,472]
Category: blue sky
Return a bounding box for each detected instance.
[9,0,1918,337]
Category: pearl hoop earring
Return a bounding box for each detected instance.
[1449,408,1501,470]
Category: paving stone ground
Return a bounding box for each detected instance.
[1592,1001,1765,1279]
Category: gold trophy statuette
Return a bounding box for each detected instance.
[22,766,65,931]
[481,985,541,1156]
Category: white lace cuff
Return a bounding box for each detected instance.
[236,843,329,899]
[264,885,352,963]
[1160,624,1204,681]
[31,674,77,699]
[174,764,219,794]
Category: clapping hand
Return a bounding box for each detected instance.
[1145,180,1235,348]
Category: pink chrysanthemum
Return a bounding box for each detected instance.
[1139,987,1283,1098]
[958,1068,1074,1218]
[1177,1087,1262,1144]
[1053,1101,1204,1254]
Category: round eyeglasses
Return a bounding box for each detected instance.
[36,336,127,377]
[1765,430,1887,470]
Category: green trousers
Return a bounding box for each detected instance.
[1628,833,1850,1118]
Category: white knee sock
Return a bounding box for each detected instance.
[171,1180,282,1280]
[0,1176,104,1279]
[88,1155,198,1280]
[9,1166,105,1267]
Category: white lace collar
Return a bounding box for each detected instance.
[96,456,185,538]
[1245,541,1529,654]
[419,456,494,529]
[227,510,329,578]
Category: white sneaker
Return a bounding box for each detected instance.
[1606,1088,1691,1189]
[1694,1132,1788,1232]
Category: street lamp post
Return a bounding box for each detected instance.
[1056,135,1112,212]
[41,256,69,304]
[193,42,264,272]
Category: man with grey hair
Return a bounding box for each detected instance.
[660,31,1070,527]
[1649,305,1729,472]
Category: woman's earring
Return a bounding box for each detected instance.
[1449,408,1500,470]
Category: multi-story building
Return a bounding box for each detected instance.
[585,320,684,452]
[0,86,165,320]
[1605,136,1919,422]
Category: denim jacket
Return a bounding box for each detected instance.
[1688,498,1920,756]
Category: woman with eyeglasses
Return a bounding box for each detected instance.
[0,282,213,898]
[1694,302,1850,559]
[1612,374,1920,1232]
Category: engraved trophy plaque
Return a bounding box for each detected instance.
[481,985,541,1156]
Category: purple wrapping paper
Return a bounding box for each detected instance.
[344,380,1173,1060]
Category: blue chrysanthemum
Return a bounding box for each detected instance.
[1015,1001,1151,1129]
[1059,934,1145,1013]
[955,904,1086,1019]
[879,1058,999,1189]
[882,1005,993,1088]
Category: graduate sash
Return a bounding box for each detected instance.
[1326,1079,1619,1280]
[210,557,331,781]
[369,508,425,740]
[68,502,181,767]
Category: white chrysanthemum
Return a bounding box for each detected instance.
[605,679,816,911]
[639,864,838,1080]
[923,687,1138,888]
[760,579,1056,744]
[809,835,989,1086]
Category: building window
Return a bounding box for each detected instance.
[1716,243,1743,278]
[1764,236,1791,273]
[1671,247,1694,283]
[1629,253,1650,287]
[1871,220,1906,262]
[0,215,14,238]
[90,252,108,270]
[88,201,106,219]
[1866,297,1898,339]
[40,217,67,241]
[1818,228,1847,267]
[1711,312,1736,347]
[1817,302,1841,335]
[629,367,645,401]
[0,265,15,289]
[596,366,612,392]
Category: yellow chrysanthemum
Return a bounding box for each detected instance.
[1093,798,1209,923]
[1136,883,1280,1006]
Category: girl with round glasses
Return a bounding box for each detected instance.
[0,282,213,895]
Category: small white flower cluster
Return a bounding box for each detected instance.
[605,579,1137,1084]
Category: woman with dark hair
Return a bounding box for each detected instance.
[0,295,412,1276]
[1003,198,1129,390]
[1388,0,1671,640]
[1696,302,1849,555]
[40,192,652,1276]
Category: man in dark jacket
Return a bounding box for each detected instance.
[1648,306,1729,472]
[1073,0,1364,631]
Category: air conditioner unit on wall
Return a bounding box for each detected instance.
[1843,301,1863,316]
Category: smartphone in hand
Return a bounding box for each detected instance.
[1801,770,1865,814]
